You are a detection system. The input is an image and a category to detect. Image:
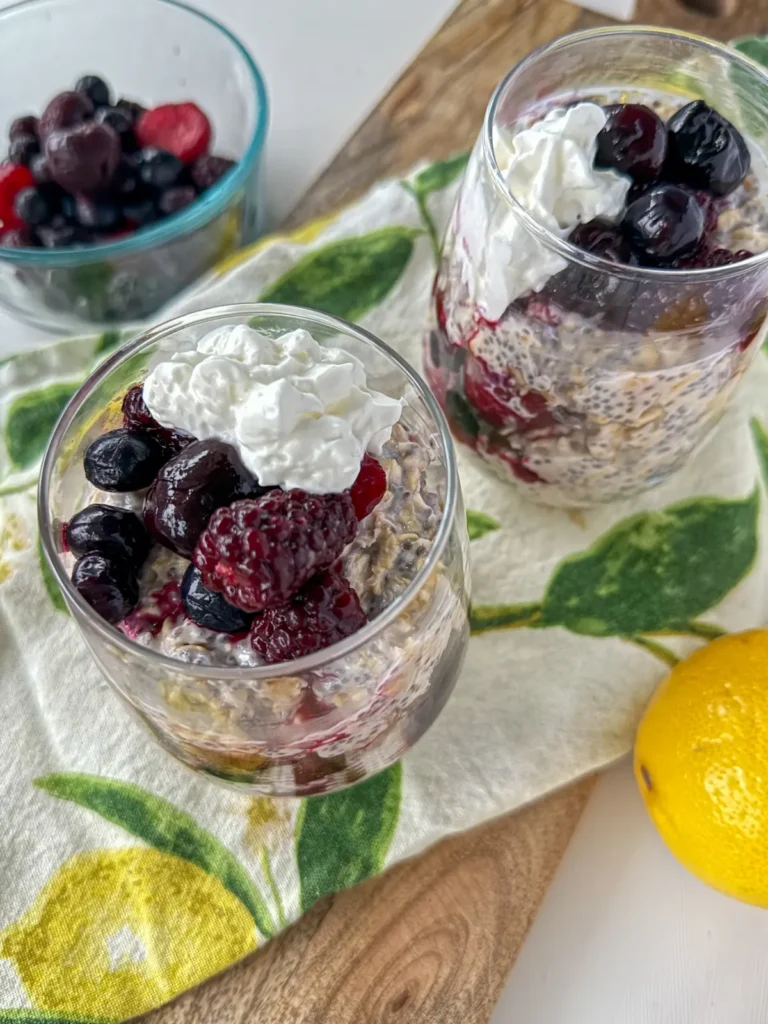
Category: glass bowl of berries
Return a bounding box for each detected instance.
[425,27,768,507]
[38,303,470,796]
[0,0,268,333]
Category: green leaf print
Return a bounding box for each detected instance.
[5,381,81,471]
[258,227,420,321]
[38,537,68,614]
[413,152,470,197]
[296,762,402,912]
[470,601,543,634]
[539,491,759,637]
[466,509,501,542]
[750,418,768,490]
[94,330,122,356]
[733,35,768,69]
[35,773,277,938]
[0,1013,111,1023]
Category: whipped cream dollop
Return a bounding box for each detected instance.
[479,102,631,317]
[143,324,403,493]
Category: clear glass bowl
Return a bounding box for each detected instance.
[425,27,768,508]
[39,304,471,796]
[0,0,268,334]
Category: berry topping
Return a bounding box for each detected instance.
[595,103,668,182]
[8,132,40,167]
[666,100,750,197]
[75,74,111,110]
[349,454,387,519]
[194,490,358,613]
[158,185,196,216]
[44,122,121,193]
[143,438,266,557]
[0,162,35,229]
[692,190,720,234]
[249,570,367,663]
[621,184,704,264]
[568,218,634,263]
[39,91,93,138]
[10,116,38,140]
[72,551,138,623]
[121,384,193,458]
[119,579,182,639]
[463,354,554,431]
[65,503,151,566]
[674,246,754,269]
[136,103,212,164]
[84,428,165,492]
[137,147,183,190]
[181,564,255,634]
[190,154,235,191]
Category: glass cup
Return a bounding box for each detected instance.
[0,0,268,333]
[39,304,471,796]
[424,27,768,508]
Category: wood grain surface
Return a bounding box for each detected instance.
[147,0,768,1021]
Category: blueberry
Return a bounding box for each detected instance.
[158,185,196,216]
[39,91,94,138]
[122,195,157,226]
[13,187,51,226]
[72,551,138,623]
[115,98,146,124]
[621,184,704,264]
[94,106,136,149]
[666,100,750,197]
[181,564,255,633]
[190,155,235,192]
[75,195,121,230]
[595,104,668,182]
[138,147,183,190]
[8,132,39,166]
[76,75,111,109]
[111,156,141,198]
[36,223,79,247]
[84,428,165,491]
[45,122,121,193]
[9,115,38,140]
[30,153,51,183]
[66,503,151,566]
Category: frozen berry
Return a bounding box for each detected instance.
[250,570,367,664]
[136,102,211,164]
[666,100,750,197]
[595,103,668,182]
[122,195,157,226]
[36,222,80,247]
[10,115,38,140]
[72,552,138,623]
[65,503,151,566]
[194,490,358,613]
[45,122,120,193]
[84,428,165,491]
[158,185,196,216]
[0,228,33,247]
[29,153,51,184]
[121,384,193,459]
[621,184,704,264]
[190,154,235,191]
[13,186,51,226]
[138,147,183,190]
[349,453,387,519]
[74,195,121,230]
[115,99,147,124]
[0,162,35,229]
[94,106,136,148]
[75,74,111,109]
[143,438,265,557]
[8,133,40,166]
[568,219,634,263]
[181,564,254,634]
[39,91,93,138]
[464,354,554,431]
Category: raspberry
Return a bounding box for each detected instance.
[349,454,387,519]
[463,354,554,432]
[136,103,211,164]
[122,384,193,460]
[194,490,358,613]
[0,162,35,230]
[250,571,367,663]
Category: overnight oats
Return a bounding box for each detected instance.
[39,306,470,796]
[424,28,768,506]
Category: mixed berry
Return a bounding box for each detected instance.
[0,74,235,248]
[67,383,389,658]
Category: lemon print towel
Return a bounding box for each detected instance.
[5,42,768,1013]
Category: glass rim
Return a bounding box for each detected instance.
[0,0,270,266]
[482,25,768,284]
[37,302,460,680]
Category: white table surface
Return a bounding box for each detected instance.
[3,2,766,1021]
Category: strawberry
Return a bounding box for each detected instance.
[135,102,211,164]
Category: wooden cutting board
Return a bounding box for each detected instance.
[146,0,767,1020]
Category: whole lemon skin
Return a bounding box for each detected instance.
[634,629,768,907]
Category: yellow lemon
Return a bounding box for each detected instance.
[0,847,257,1019]
[634,630,768,906]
